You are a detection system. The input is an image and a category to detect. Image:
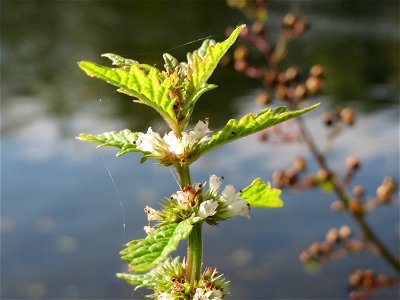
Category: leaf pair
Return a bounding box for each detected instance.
[78,25,246,134]
[77,104,318,166]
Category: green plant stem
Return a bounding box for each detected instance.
[176,164,203,285]
[187,222,203,285]
[294,112,400,273]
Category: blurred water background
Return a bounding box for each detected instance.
[1,1,399,299]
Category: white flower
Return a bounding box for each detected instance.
[223,199,250,218]
[198,200,219,219]
[219,185,250,219]
[163,131,185,155]
[220,185,241,204]
[210,289,223,300]
[171,191,191,210]
[209,175,221,194]
[193,288,212,300]
[144,206,162,221]
[193,120,211,140]
[181,131,197,148]
[136,128,163,155]
[157,292,175,300]
[143,225,155,236]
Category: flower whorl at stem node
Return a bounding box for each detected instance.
[135,120,211,161]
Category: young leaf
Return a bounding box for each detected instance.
[78,61,178,131]
[117,257,185,290]
[120,218,196,272]
[101,53,137,68]
[189,104,319,163]
[182,25,246,122]
[187,25,245,91]
[116,272,157,290]
[77,129,142,157]
[241,178,283,208]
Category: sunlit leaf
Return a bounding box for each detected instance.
[117,257,185,290]
[241,178,283,208]
[77,129,142,157]
[120,218,196,272]
[190,104,319,162]
[182,25,245,121]
[78,61,177,130]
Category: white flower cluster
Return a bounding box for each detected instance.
[157,288,222,300]
[193,287,223,300]
[136,120,211,156]
[197,175,250,220]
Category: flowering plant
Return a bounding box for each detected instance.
[78,24,318,299]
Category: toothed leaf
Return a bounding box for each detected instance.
[190,104,319,162]
[78,61,177,129]
[77,130,142,157]
[120,218,196,272]
[101,53,137,68]
[241,178,283,208]
[187,25,245,91]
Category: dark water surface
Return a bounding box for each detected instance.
[1,1,399,299]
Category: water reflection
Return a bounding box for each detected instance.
[1,0,399,299]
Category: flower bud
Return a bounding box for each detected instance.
[294,84,308,100]
[264,70,279,86]
[284,168,298,186]
[316,168,331,181]
[305,76,323,95]
[326,228,339,244]
[293,156,307,171]
[282,12,298,29]
[348,199,364,215]
[309,64,325,78]
[256,91,272,106]
[376,185,393,203]
[233,46,248,61]
[276,85,289,100]
[346,155,361,172]
[339,107,356,126]
[349,269,363,287]
[331,200,345,211]
[339,225,352,239]
[383,176,397,192]
[352,185,365,198]
[278,72,288,85]
[273,170,285,187]
[285,66,301,82]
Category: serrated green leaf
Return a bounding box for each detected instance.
[190,104,319,163]
[117,256,185,290]
[77,129,142,157]
[78,61,177,130]
[163,53,179,72]
[241,178,283,208]
[116,272,157,290]
[188,25,245,90]
[101,53,137,67]
[120,218,195,272]
[180,25,245,126]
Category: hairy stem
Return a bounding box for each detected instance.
[294,112,400,273]
[176,164,203,284]
[187,222,203,285]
